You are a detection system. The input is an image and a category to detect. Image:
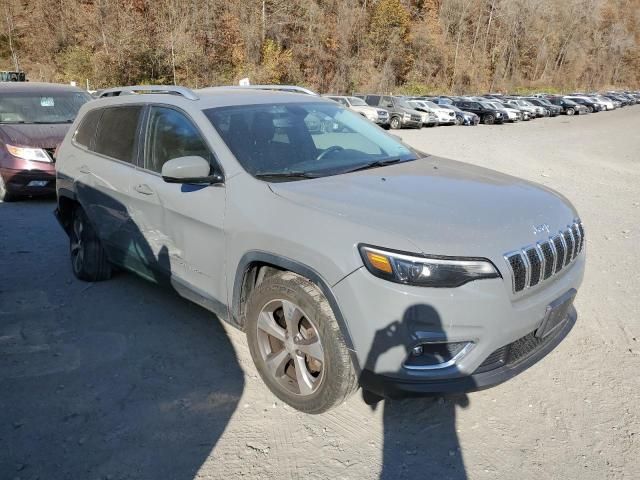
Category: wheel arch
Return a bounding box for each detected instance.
[55,188,79,235]
[232,251,361,373]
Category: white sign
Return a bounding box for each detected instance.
[239,78,251,86]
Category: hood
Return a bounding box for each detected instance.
[0,123,71,149]
[270,157,578,260]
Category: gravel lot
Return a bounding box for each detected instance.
[1,107,638,480]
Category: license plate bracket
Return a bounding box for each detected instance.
[536,289,577,339]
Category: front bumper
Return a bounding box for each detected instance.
[360,306,576,397]
[0,167,56,196]
[332,253,584,397]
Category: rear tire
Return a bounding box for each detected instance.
[245,271,358,414]
[70,207,112,282]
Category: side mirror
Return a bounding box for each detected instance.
[161,156,222,184]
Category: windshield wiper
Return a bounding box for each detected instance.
[254,171,321,180]
[339,157,406,174]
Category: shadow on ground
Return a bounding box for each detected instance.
[0,199,243,479]
[362,304,470,479]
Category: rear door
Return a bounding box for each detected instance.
[75,105,144,264]
[127,105,227,312]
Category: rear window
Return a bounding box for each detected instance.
[93,106,142,163]
[74,109,102,149]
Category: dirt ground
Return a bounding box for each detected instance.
[1,107,638,480]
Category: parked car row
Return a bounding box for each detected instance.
[322,90,640,129]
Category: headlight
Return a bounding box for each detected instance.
[359,245,500,288]
[6,144,52,163]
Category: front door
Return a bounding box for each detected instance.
[127,105,227,312]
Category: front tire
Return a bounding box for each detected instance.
[70,207,112,282]
[566,108,575,116]
[389,116,401,129]
[245,271,358,414]
[484,114,495,125]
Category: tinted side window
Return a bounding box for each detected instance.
[145,107,210,174]
[74,109,102,149]
[365,95,380,106]
[94,106,142,163]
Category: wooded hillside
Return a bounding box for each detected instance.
[2,0,639,94]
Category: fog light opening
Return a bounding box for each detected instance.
[404,341,472,370]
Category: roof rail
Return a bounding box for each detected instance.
[97,85,198,100]
[204,85,319,96]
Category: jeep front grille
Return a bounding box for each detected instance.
[504,220,584,293]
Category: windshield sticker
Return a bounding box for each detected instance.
[40,97,55,107]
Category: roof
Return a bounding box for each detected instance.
[0,82,86,93]
[87,86,333,110]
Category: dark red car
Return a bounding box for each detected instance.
[0,82,91,201]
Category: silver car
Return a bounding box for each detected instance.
[55,85,585,413]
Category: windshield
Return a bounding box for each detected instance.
[479,102,494,109]
[0,91,90,124]
[348,97,368,106]
[204,102,418,180]
[423,100,439,109]
[563,99,578,106]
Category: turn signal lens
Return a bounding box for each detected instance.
[365,251,393,274]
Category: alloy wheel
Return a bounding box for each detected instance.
[70,214,85,274]
[256,299,325,396]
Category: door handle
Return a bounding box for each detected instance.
[79,165,90,174]
[134,184,154,195]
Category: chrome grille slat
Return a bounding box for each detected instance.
[553,235,566,273]
[505,252,527,292]
[571,223,581,257]
[563,229,574,266]
[541,240,556,279]
[504,220,584,294]
[525,247,542,287]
